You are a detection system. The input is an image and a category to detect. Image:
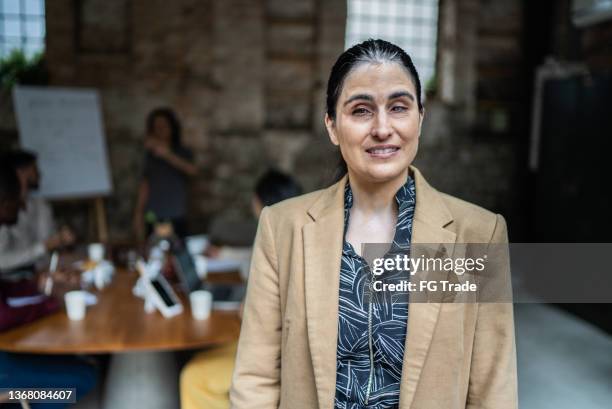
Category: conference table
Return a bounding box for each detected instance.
[0,267,243,408]
[0,269,242,354]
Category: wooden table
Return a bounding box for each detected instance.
[0,269,242,354]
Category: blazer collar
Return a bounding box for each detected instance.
[306,166,453,226]
[306,174,348,222]
[303,165,457,409]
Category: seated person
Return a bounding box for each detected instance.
[0,150,74,277]
[0,164,97,408]
[180,169,302,409]
[205,169,305,264]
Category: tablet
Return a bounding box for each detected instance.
[137,261,183,318]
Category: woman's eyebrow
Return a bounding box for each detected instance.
[344,91,415,106]
[388,91,415,102]
[343,93,374,106]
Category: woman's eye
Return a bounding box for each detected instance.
[391,105,408,113]
[352,107,371,116]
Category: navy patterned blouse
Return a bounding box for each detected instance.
[335,176,416,409]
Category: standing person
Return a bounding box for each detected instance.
[230,39,517,408]
[0,150,74,276]
[0,164,98,408]
[133,108,197,240]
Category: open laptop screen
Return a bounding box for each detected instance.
[173,249,201,293]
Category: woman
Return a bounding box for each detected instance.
[230,40,517,409]
[133,108,197,239]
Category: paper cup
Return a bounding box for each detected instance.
[65,291,87,321]
[94,265,109,289]
[190,290,212,320]
[88,243,105,263]
[193,255,208,279]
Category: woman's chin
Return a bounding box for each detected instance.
[363,163,410,183]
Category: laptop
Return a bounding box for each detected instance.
[172,248,246,311]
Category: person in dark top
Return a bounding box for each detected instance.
[133,108,197,240]
[206,168,303,258]
[0,164,98,408]
[252,169,304,216]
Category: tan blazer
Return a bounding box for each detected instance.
[230,166,517,409]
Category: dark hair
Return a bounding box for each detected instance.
[326,39,423,180]
[326,39,423,120]
[5,149,37,170]
[255,169,302,207]
[0,163,20,202]
[146,107,182,149]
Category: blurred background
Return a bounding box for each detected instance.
[0,0,611,408]
[1,0,612,241]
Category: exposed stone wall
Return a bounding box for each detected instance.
[425,0,612,240]
[40,0,346,240]
[3,0,610,242]
[0,0,545,240]
[418,0,523,229]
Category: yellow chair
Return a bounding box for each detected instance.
[180,341,238,409]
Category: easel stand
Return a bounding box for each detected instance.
[53,196,110,244]
[87,196,108,243]
[92,197,109,243]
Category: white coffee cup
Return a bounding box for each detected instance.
[94,265,111,289]
[65,291,87,321]
[190,290,212,320]
[186,235,209,256]
[88,243,105,263]
[193,255,208,279]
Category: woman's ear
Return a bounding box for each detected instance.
[325,113,340,146]
[418,108,425,137]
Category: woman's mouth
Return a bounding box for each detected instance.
[366,145,400,158]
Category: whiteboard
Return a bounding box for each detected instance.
[13,86,113,199]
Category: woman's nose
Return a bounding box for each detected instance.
[371,112,393,140]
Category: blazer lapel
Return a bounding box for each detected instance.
[302,168,457,409]
[398,166,457,409]
[303,176,347,409]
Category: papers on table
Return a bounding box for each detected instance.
[206,258,243,273]
[6,294,47,307]
[7,291,97,307]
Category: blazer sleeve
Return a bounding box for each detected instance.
[230,206,282,408]
[466,215,518,409]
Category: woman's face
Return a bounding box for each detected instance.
[325,62,423,185]
[152,116,172,144]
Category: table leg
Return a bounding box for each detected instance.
[102,351,179,409]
